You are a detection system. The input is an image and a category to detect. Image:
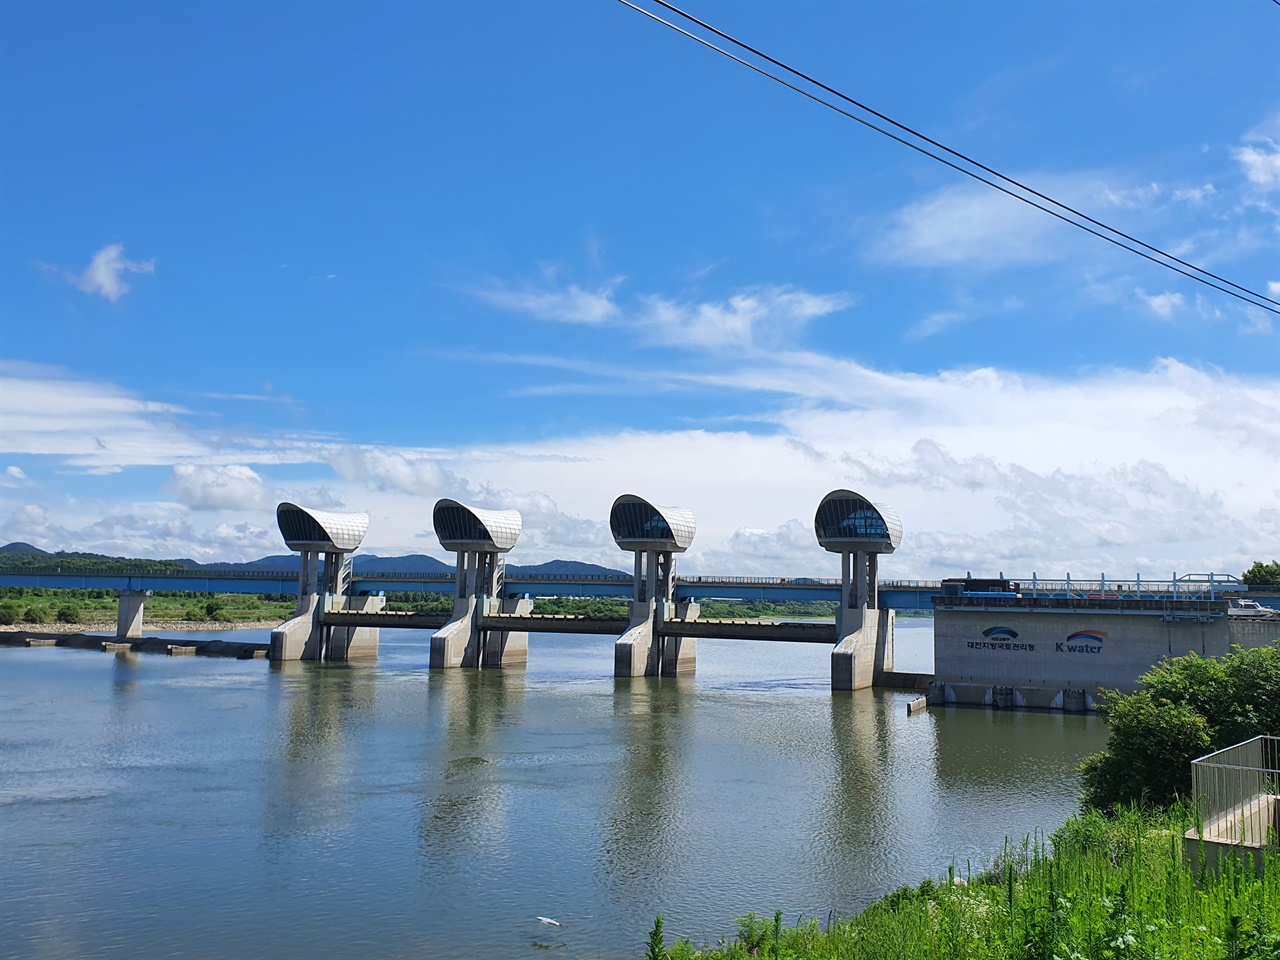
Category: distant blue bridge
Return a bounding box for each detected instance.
[0,569,940,611]
[0,569,1247,613]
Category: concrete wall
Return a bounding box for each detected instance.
[934,607,1235,694]
[1229,618,1280,649]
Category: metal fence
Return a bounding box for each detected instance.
[1191,736,1280,847]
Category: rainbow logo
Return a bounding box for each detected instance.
[1066,631,1107,644]
[982,627,1019,640]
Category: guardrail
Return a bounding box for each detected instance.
[1191,736,1279,847]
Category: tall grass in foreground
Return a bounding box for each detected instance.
[645,807,1279,959]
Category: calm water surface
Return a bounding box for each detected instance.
[1,621,1105,959]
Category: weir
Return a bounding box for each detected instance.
[609,494,700,677]
[269,503,384,661]
[428,500,532,670]
[814,490,904,691]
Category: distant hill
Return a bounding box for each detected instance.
[509,560,626,577]
[0,542,49,555]
[0,543,624,578]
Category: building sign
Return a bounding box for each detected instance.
[1056,630,1106,654]
[967,626,1034,652]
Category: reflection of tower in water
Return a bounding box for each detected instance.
[416,669,526,868]
[599,676,693,903]
[806,690,899,905]
[263,661,378,839]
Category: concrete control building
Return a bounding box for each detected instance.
[930,579,1278,711]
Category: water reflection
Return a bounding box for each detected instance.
[263,661,378,839]
[417,669,527,868]
[600,676,693,901]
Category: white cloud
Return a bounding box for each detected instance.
[3,349,1275,579]
[169,464,269,511]
[879,180,1066,269]
[1238,308,1274,337]
[904,310,965,341]
[638,286,852,351]
[71,243,155,301]
[1172,183,1216,204]
[1136,288,1185,320]
[1233,141,1280,189]
[475,278,622,324]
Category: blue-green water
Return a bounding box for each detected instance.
[0,622,1105,959]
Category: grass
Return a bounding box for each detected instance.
[644,807,1279,959]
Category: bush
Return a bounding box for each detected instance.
[55,604,82,623]
[1081,644,1280,810]
[22,605,51,624]
[0,603,18,626]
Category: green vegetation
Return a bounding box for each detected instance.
[1243,561,1280,587]
[696,599,836,620]
[1080,644,1280,810]
[640,807,1279,959]
[0,587,296,625]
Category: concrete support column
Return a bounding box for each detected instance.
[615,549,697,677]
[832,549,892,691]
[272,547,373,662]
[432,549,528,670]
[116,590,149,639]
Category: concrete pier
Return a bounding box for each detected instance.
[609,495,699,677]
[815,490,903,691]
[116,589,149,639]
[428,500,531,671]
[268,503,381,662]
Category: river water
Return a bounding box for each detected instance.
[1,621,1106,959]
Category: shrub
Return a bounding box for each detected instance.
[1082,644,1280,810]
[0,603,18,626]
[22,605,51,624]
[55,604,82,623]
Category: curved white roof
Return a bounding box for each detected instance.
[276,502,369,553]
[610,494,696,553]
[433,499,522,553]
[814,490,902,554]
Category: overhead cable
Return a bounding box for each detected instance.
[618,0,1280,316]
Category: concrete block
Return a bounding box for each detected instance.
[167,644,197,656]
[906,696,928,716]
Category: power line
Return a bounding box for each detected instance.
[647,0,1278,311]
[618,0,1280,316]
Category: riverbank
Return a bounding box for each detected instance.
[0,618,285,633]
[643,806,1279,959]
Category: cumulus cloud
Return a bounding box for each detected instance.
[4,346,1275,577]
[71,243,155,301]
[169,464,270,511]
[0,500,280,561]
[1233,141,1280,189]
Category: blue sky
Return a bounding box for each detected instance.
[1,0,1277,578]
